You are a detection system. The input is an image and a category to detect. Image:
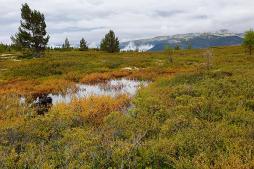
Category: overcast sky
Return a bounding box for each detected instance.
[0,0,254,46]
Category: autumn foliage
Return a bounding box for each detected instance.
[0,46,254,168]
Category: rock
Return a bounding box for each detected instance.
[121,67,139,71]
[34,95,53,115]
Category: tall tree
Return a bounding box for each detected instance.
[80,38,88,51]
[100,30,120,53]
[12,3,49,57]
[62,38,70,49]
[243,29,254,55]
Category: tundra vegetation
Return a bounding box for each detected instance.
[0,3,254,169]
[0,45,254,168]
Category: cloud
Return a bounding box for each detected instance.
[0,0,254,45]
[154,10,185,18]
[50,26,107,34]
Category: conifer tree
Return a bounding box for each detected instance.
[100,30,120,53]
[62,38,70,49]
[80,38,88,51]
[12,3,49,57]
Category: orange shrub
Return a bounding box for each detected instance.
[80,70,131,84]
[0,78,76,97]
[34,79,76,96]
[52,94,131,126]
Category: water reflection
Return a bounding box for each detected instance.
[48,78,148,105]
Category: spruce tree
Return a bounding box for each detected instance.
[80,38,88,51]
[12,3,49,57]
[62,38,70,49]
[100,30,120,53]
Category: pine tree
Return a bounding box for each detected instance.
[100,30,120,53]
[62,38,70,49]
[80,38,88,51]
[243,29,254,55]
[11,3,49,57]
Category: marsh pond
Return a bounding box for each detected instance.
[23,78,149,107]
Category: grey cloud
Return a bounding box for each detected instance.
[155,10,185,17]
[46,10,115,22]
[49,26,107,34]
[192,15,208,20]
[0,0,254,45]
[0,17,19,25]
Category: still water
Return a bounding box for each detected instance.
[47,78,148,104]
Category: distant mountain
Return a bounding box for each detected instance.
[120,30,244,52]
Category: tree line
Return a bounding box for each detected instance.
[61,30,119,53]
[10,3,120,57]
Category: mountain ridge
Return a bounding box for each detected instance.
[120,30,244,51]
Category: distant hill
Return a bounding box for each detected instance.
[120,30,243,51]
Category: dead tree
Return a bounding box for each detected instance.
[203,48,213,70]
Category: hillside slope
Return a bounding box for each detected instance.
[121,30,243,51]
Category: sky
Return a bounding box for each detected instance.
[0,0,254,47]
